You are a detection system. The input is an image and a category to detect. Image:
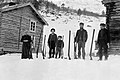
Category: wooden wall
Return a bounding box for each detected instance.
[105,2,120,41]
[0,6,44,53]
[0,9,2,50]
[104,1,120,54]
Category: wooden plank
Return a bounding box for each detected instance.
[2,18,20,27]
[109,25,120,28]
[5,13,30,24]
[102,0,118,4]
[111,15,120,18]
[1,28,19,43]
[2,13,21,21]
[2,17,30,27]
[114,2,120,6]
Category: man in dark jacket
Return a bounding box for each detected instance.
[48,28,57,58]
[97,23,110,60]
[75,22,88,59]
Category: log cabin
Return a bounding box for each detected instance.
[102,0,120,55]
[0,2,48,53]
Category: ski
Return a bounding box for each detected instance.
[74,39,77,59]
[36,29,42,58]
[61,35,64,59]
[90,29,95,60]
[42,35,46,59]
[73,32,77,59]
[44,42,47,57]
[68,30,71,60]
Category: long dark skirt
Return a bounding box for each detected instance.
[22,43,33,59]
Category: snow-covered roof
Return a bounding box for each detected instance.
[1,2,48,25]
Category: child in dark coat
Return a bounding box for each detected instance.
[55,36,64,59]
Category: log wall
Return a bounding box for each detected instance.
[0,9,2,50]
[0,6,44,53]
[103,0,120,54]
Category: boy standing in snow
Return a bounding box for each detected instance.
[48,28,57,58]
[75,22,88,59]
[55,36,64,59]
[97,23,110,61]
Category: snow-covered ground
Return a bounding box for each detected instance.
[0,54,120,80]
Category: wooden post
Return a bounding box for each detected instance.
[90,29,95,60]
[68,30,71,60]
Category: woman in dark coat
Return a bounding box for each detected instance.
[21,31,33,59]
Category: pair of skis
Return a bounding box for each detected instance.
[36,33,46,59]
[42,35,46,59]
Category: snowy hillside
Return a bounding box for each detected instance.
[40,10,106,58]
[48,0,105,14]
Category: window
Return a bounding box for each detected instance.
[30,20,36,32]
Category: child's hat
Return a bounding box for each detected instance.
[58,36,62,38]
[51,28,55,32]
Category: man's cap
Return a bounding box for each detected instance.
[100,23,106,27]
[79,22,84,25]
[51,28,55,32]
[58,36,62,38]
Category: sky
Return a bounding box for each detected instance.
[48,0,106,14]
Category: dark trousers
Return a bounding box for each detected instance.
[78,41,86,59]
[49,47,55,58]
[55,47,62,58]
[98,43,108,60]
[74,42,77,59]
[49,41,56,58]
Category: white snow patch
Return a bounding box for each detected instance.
[0,54,120,80]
